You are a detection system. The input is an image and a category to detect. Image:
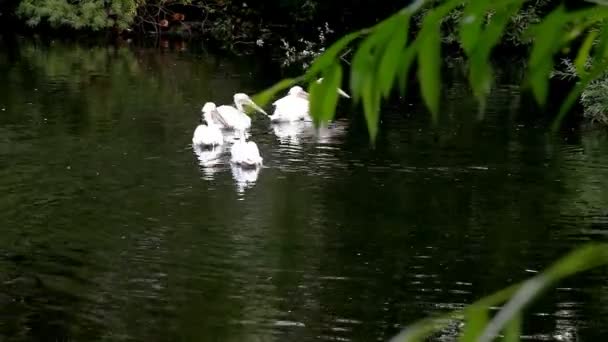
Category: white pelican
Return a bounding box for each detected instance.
[230,132,263,167]
[270,79,350,122]
[231,163,261,193]
[271,121,314,145]
[193,143,224,180]
[209,93,267,131]
[192,102,224,147]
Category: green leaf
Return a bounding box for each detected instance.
[397,41,419,95]
[459,306,489,342]
[307,31,362,77]
[479,244,608,342]
[592,24,608,62]
[418,16,441,121]
[378,15,410,98]
[309,63,343,124]
[575,31,597,76]
[350,38,375,103]
[362,75,380,141]
[459,0,488,55]
[466,1,522,101]
[503,313,521,342]
[252,78,300,107]
[527,6,567,106]
[468,53,493,101]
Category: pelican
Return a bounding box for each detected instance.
[271,121,313,145]
[270,79,350,122]
[231,163,261,193]
[209,93,267,131]
[230,132,263,167]
[193,143,224,180]
[192,102,223,147]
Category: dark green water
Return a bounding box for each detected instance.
[1,38,607,341]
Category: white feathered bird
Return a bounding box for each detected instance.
[270,79,350,122]
[230,132,263,167]
[192,102,224,147]
[208,93,267,131]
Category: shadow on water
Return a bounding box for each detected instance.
[1,37,608,341]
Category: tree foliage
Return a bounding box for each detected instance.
[16,0,139,30]
[253,0,608,140]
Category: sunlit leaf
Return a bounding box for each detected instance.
[503,313,522,342]
[350,38,375,103]
[362,75,380,141]
[378,14,410,98]
[459,306,489,342]
[459,0,488,55]
[252,78,300,108]
[309,63,342,124]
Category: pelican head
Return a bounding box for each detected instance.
[315,78,351,98]
[288,86,305,95]
[233,93,268,115]
[202,102,217,113]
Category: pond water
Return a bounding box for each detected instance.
[1,37,607,341]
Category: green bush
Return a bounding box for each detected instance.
[16,0,138,30]
[581,76,608,125]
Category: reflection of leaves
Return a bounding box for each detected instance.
[2,40,244,139]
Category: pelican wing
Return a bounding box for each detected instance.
[211,108,230,127]
[271,95,310,122]
[217,105,251,130]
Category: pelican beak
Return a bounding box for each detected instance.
[337,88,351,98]
[248,99,268,116]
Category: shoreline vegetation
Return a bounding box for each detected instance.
[2,0,607,126]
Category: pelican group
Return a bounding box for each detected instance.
[191,80,351,191]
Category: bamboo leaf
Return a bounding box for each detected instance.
[418,16,441,121]
[503,314,522,342]
[459,306,489,342]
[252,78,300,107]
[309,63,342,124]
[527,6,567,106]
[459,0,488,55]
[479,244,608,342]
[575,31,597,76]
[350,38,375,103]
[307,31,362,76]
[466,1,522,101]
[378,15,410,98]
[592,24,608,62]
[362,75,380,141]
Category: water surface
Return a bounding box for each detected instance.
[1,38,607,341]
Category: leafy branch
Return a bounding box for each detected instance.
[253,0,608,141]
